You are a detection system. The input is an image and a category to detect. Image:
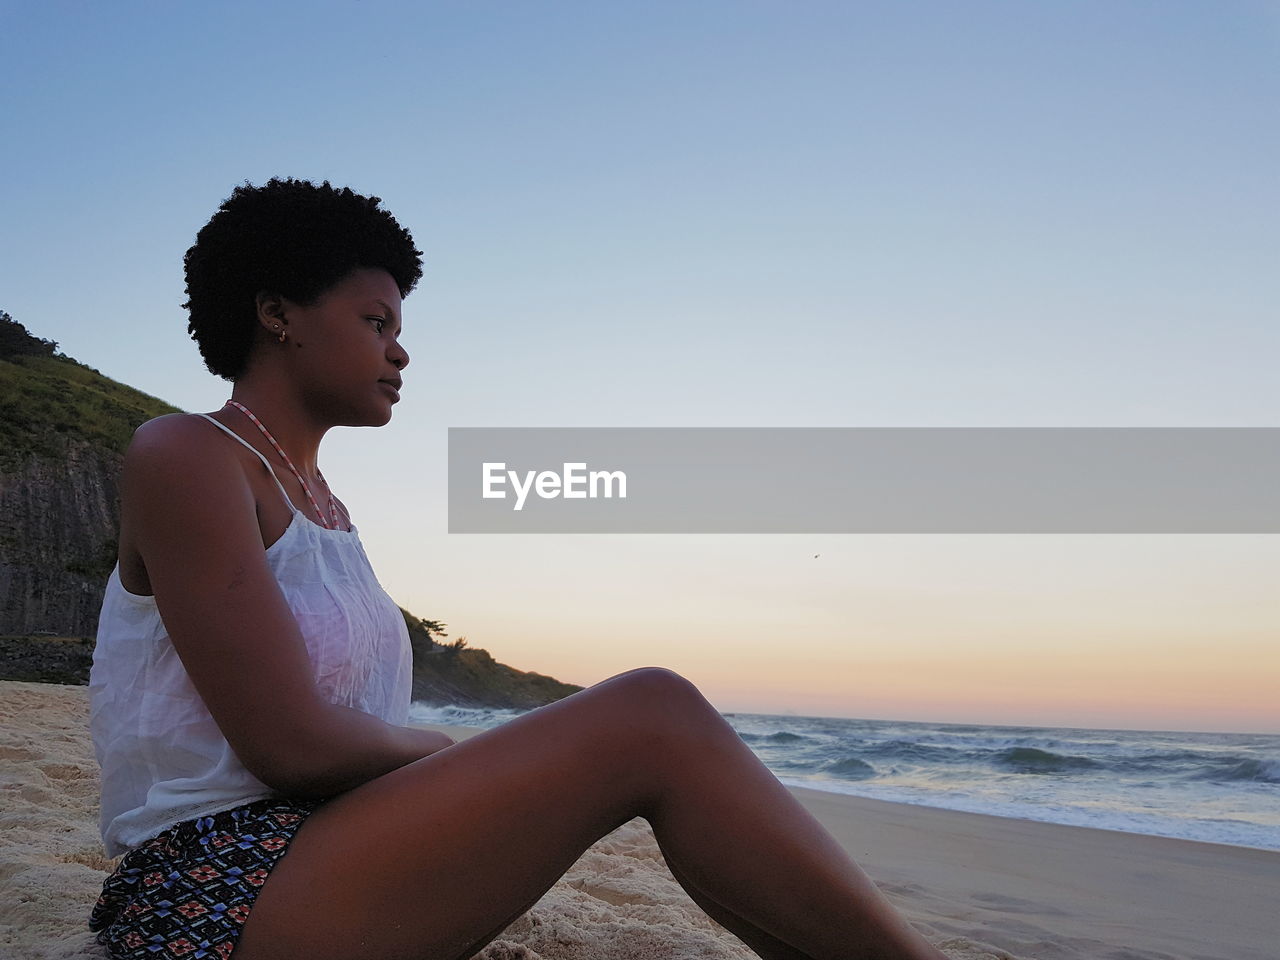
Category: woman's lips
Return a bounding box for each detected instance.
[378,381,401,401]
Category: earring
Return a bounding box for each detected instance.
[277,329,288,343]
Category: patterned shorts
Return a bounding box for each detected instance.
[89,797,325,960]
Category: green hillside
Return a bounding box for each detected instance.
[0,312,182,464]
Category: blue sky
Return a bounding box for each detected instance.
[2,1,1277,731]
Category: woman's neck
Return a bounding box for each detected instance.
[225,382,328,477]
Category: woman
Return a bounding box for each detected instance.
[88,177,948,960]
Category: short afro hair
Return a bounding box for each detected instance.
[182,177,424,380]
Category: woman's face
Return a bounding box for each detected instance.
[278,266,410,427]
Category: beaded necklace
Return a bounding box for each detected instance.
[224,400,347,531]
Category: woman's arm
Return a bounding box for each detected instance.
[273,708,455,798]
[123,414,451,798]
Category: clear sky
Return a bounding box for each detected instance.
[2,1,1277,733]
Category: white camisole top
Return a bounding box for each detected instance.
[89,414,413,857]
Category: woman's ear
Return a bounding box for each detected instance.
[254,290,288,339]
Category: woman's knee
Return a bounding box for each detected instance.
[598,666,720,740]
[603,665,704,704]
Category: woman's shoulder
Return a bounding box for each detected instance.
[117,414,262,595]
[129,411,218,450]
[125,412,253,476]
[121,413,257,518]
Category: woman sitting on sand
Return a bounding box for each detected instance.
[87,177,947,960]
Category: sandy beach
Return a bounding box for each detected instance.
[2,680,1275,960]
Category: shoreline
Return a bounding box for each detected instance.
[422,721,1280,855]
[786,781,1280,855]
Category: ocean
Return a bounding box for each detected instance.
[407,702,1280,852]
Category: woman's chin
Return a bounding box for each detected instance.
[338,404,395,428]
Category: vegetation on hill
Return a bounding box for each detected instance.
[0,310,60,359]
[401,612,584,708]
[0,310,182,465]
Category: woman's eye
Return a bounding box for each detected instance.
[367,317,385,333]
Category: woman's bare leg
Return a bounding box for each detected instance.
[234,667,946,960]
[640,691,942,960]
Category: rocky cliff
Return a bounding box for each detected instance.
[0,318,178,637]
[0,438,123,636]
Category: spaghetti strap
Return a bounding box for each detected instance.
[195,413,298,515]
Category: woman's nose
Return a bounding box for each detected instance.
[389,340,409,370]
